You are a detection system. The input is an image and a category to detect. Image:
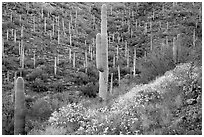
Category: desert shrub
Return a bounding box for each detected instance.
[80,82,98,98]
[86,66,99,82]
[35,59,46,66]
[50,82,65,93]
[2,93,14,135]
[30,98,53,121]
[30,78,48,92]
[137,44,175,84]
[2,57,18,70]
[26,67,48,82]
[72,71,89,85]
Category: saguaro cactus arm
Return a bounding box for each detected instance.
[96,33,104,72]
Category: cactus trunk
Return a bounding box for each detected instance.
[96,4,109,101]
[14,77,25,135]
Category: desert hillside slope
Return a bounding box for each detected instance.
[35,63,201,135]
[2,2,202,135]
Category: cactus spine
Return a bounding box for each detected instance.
[96,4,108,101]
[14,77,25,135]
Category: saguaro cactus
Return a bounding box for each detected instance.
[96,4,109,101]
[133,47,136,77]
[110,73,113,95]
[173,34,181,64]
[14,77,25,135]
[73,52,76,68]
[54,57,57,75]
[7,29,9,41]
[14,29,16,43]
[44,17,46,32]
[118,65,120,86]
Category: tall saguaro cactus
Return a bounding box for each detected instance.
[14,77,25,135]
[96,4,109,101]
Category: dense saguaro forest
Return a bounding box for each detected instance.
[2,2,202,135]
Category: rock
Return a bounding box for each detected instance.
[186,98,197,105]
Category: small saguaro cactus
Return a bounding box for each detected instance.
[7,29,9,41]
[44,17,47,32]
[110,73,113,95]
[133,47,136,77]
[118,65,121,86]
[73,51,76,68]
[173,34,181,64]
[14,77,25,135]
[54,57,57,75]
[14,29,16,43]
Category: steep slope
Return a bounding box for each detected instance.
[45,63,201,135]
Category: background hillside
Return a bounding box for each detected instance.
[2,2,202,135]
